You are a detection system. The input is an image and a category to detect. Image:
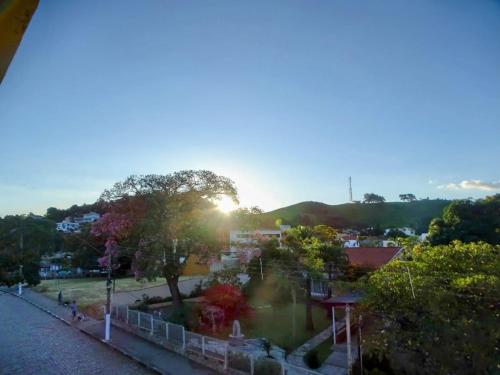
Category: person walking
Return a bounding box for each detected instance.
[58,290,63,305]
[70,300,77,321]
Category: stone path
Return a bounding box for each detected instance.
[287,325,335,368]
[2,287,216,375]
[0,291,153,375]
[319,336,358,375]
[287,321,351,375]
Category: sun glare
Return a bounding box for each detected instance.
[216,195,238,213]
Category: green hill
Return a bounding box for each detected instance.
[262,199,450,233]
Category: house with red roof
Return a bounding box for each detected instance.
[344,247,403,270]
[310,246,403,298]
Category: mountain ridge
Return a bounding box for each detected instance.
[261,199,450,233]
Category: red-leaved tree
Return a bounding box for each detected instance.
[202,284,251,324]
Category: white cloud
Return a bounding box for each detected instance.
[438,179,500,191]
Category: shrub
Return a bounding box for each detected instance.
[254,358,282,375]
[167,303,201,329]
[202,284,251,323]
[189,280,204,298]
[228,352,251,372]
[304,349,320,369]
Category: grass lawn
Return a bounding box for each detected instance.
[33,277,168,310]
[207,297,332,353]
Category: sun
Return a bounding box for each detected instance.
[215,195,239,213]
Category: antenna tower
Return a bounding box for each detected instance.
[349,176,353,202]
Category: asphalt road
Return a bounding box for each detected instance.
[0,292,154,375]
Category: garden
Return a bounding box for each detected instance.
[130,273,333,354]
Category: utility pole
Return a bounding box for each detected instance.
[358,315,364,375]
[332,306,336,345]
[104,243,112,342]
[173,238,178,256]
[18,221,24,295]
[405,266,416,299]
[349,176,353,202]
[345,304,352,372]
[18,265,23,295]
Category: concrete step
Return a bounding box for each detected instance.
[319,364,348,375]
[324,348,359,369]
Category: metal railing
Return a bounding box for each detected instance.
[111,304,323,375]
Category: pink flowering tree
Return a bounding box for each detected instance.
[90,213,133,271]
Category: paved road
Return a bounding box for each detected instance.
[0,292,154,375]
[112,276,206,305]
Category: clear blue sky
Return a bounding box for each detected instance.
[1,0,499,216]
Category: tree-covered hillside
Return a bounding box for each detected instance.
[262,199,450,233]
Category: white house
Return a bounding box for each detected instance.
[382,240,398,247]
[229,226,290,246]
[221,225,291,268]
[384,227,416,236]
[81,212,100,223]
[57,212,100,232]
[56,218,80,233]
[343,239,360,248]
[419,233,429,241]
[73,212,100,225]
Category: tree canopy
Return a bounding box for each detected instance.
[363,241,500,375]
[0,215,56,286]
[399,193,417,202]
[428,194,499,245]
[276,225,345,330]
[363,193,386,204]
[97,170,238,307]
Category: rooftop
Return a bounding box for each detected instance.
[344,247,403,270]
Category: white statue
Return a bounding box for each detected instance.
[229,320,245,346]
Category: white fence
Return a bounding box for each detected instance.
[111,304,322,375]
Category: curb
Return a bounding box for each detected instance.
[2,290,165,375]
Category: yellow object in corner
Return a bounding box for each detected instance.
[0,0,39,83]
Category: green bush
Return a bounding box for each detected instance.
[167,303,201,330]
[23,262,40,286]
[188,280,204,298]
[254,358,282,375]
[228,352,251,372]
[304,349,320,369]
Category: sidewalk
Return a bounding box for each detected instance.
[4,287,216,375]
[112,276,206,305]
[318,338,357,375]
[287,323,349,375]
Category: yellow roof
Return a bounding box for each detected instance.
[0,0,39,83]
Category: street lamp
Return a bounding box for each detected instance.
[104,244,113,342]
[18,265,23,295]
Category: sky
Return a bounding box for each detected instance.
[0,0,499,216]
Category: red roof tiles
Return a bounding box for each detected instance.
[344,247,402,269]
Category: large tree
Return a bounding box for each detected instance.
[282,225,342,331]
[363,193,386,204]
[0,215,56,286]
[363,241,500,375]
[399,193,417,202]
[428,194,499,245]
[98,170,237,307]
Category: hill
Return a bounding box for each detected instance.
[261,199,450,233]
